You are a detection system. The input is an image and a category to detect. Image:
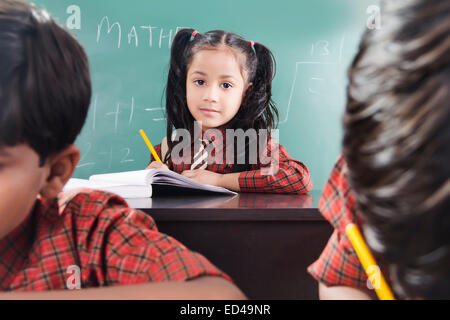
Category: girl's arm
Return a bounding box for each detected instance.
[0,276,246,300]
[181,170,241,192]
[318,282,375,300]
[219,172,241,191]
[182,140,312,194]
[237,140,312,194]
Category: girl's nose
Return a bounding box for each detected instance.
[203,85,219,103]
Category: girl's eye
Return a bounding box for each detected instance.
[221,83,232,89]
[194,80,205,86]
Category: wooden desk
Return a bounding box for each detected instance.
[127,190,332,300]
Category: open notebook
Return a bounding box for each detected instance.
[63,169,236,198]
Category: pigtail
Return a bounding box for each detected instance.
[226,40,280,171]
[164,28,196,163]
[237,42,279,132]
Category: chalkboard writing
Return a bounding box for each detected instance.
[34,0,378,191]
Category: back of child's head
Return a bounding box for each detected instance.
[0,0,91,166]
[343,0,450,299]
[165,29,279,139]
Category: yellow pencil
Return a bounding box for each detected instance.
[345,223,395,300]
[139,129,162,163]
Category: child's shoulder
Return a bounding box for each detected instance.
[319,154,363,231]
[59,188,125,207]
[57,188,133,219]
[55,188,157,234]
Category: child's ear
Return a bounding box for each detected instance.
[39,145,80,199]
[244,82,253,96]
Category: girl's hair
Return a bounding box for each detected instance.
[343,0,450,299]
[164,29,279,164]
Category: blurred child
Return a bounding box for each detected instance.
[308,0,450,299]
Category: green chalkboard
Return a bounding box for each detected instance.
[34,0,378,191]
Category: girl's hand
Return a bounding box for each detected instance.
[146,161,169,170]
[181,169,223,187]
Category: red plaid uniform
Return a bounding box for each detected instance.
[150,129,312,194]
[307,154,369,288]
[0,190,229,292]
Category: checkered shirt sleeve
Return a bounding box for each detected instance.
[238,138,312,194]
[70,191,230,284]
[307,154,367,288]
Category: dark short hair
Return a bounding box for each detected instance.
[343,0,450,299]
[0,0,91,165]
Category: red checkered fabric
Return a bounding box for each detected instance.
[0,190,230,291]
[150,129,312,194]
[307,154,368,288]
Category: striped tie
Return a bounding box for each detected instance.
[191,139,210,170]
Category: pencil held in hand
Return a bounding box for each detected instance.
[139,129,162,163]
[345,223,395,300]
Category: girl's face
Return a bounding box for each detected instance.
[186,47,247,132]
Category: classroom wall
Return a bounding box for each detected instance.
[35,0,379,191]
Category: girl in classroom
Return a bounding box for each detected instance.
[146,29,312,194]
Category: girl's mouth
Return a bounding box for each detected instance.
[200,108,219,115]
